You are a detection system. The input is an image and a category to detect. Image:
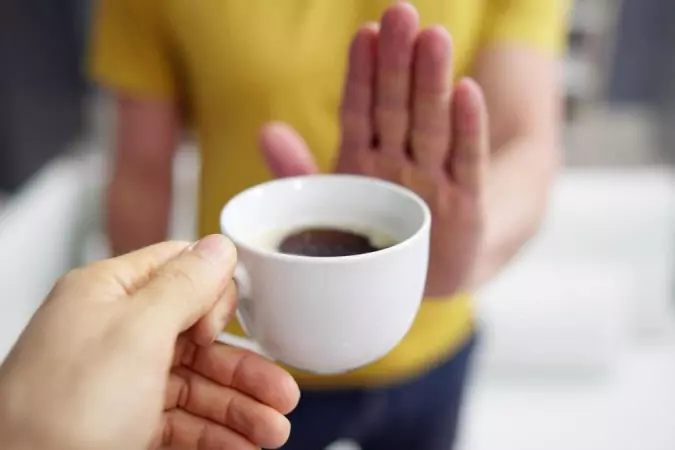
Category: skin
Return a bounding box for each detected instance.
[0,235,300,450]
[107,3,562,297]
[107,96,180,255]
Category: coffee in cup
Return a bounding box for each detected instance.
[217,175,430,374]
[251,225,396,257]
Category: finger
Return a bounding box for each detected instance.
[166,366,291,449]
[375,2,419,156]
[448,78,489,194]
[134,234,237,334]
[189,281,238,347]
[176,341,300,415]
[63,241,190,300]
[161,409,258,450]
[411,26,453,173]
[259,122,319,178]
[340,23,378,152]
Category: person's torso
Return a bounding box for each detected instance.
[167,0,484,386]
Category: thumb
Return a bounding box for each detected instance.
[259,122,319,178]
[134,234,237,334]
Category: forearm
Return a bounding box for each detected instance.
[471,135,561,288]
[107,168,172,256]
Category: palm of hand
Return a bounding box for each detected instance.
[261,4,489,297]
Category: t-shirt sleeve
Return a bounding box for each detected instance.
[88,0,177,98]
[481,0,572,54]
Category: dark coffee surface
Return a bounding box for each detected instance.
[278,227,389,257]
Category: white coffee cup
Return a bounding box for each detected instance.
[216,174,431,374]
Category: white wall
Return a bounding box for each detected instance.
[0,155,93,358]
[461,168,675,450]
[475,168,675,378]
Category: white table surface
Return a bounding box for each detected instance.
[458,337,675,450]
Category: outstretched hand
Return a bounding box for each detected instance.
[260,3,489,297]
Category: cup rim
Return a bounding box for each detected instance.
[220,174,431,264]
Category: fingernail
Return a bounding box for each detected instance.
[191,234,235,264]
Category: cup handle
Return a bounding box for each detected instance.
[216,264,272,359]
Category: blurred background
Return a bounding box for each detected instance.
[1,0,675,449]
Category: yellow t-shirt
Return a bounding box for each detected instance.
[90,0,568,388]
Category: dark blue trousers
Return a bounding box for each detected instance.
[282,335,476,450]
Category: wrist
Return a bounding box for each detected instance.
[0,425,32,450]
[0,386,59,450]
[0,423,74,450]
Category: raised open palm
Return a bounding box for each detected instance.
[260,3,489,297]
